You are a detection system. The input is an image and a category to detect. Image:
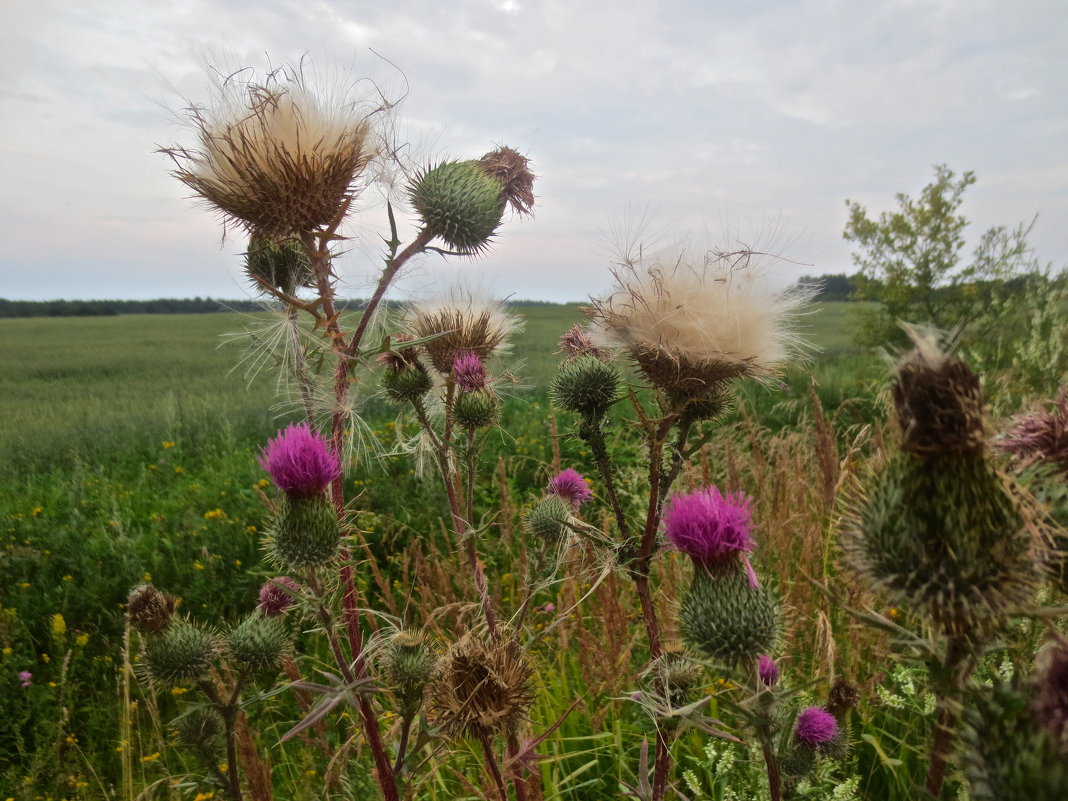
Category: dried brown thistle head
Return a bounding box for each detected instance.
[428,632,534,740]
[127,584,178,636]
[406,288,520,374]
[891,329,985,457]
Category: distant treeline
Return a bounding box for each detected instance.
[0,297,579,318]
[795,272,1056,303]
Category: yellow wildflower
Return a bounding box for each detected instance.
[140,752,161,763]
[75,634,89,647]
[162,441,175,449]
[51,614,67,637]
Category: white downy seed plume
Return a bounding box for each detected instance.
[587,243,813,397]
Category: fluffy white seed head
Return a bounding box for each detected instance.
[587,245,812,397]
[162,64,382,237]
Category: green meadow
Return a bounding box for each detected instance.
[1,302,1056,801]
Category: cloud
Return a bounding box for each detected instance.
[0,0,1065,302]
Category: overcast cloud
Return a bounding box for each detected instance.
[1,0,1065,303]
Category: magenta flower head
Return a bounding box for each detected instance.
[452,351,488,393]
[258,576,301,616]
[547,468,593,510]
[19,670,32,687]
[259,423,341,497]
[794,706,838,747]
[663,486,760,586]
[758,654,779,687]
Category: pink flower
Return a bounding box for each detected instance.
[452,351,488,392]
[547,469,593,510]
[258,576,301,616]
[259,423,342,497]
[758,654,778,687]
[18,670,32,687]
[794,706,838,747]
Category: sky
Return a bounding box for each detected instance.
[1,0,1065,303]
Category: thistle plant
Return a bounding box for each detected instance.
[160,59,536,801]
[550,240,810,800]
[842,330,1044,797]
[130,580,295,800]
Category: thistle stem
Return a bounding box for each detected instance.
[479,732,509,801]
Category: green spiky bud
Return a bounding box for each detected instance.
[127,584,177,636]
[846,453,1030,636]
[381,364,433,403]
[143,620,217,686]
[961,678,1068,801]
[453,389,500,430]
[523,495,572,544]
[410,160,504,254]
[780,745,816,779]
[680,563,779,665]
[383,630,436,719]
[551,356,620,419]
[642,651,703,711]
[270,494,340,569]
[227,613,289,671]
[245,233,314,295]
[173,707,223,753]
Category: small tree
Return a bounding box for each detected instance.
[843,164,1041,346]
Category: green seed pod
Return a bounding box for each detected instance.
[381,364,433,403]
[383,630,436,719]
[227,613,289,672]
[270,494,340,569]
[244,233,314,295]
[127,584,177,636]
[523,495,572,544]
[680,563,779,666]
[551,356,620,419]
[453,389,501,430]
[173,707,223,753]
[143,619,217,686]
[960,678,1068,801]
[409,161,505,254]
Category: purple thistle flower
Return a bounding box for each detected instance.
[758,654,778,687]
[258,576,301,616]
[794,706,838,747]
[663,486,756,575]
[995,386,1068,475]
[452,351,488,393]
[547,468,593,510]
[19,670,32,687]
[259,423,341,497]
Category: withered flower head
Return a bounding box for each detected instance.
[127,584,178,635]
[586,245,809,401]
[377,334,423,372]
[428,632,534,740]
[557,324,611,362]
[405,285,521,374]
[996,387,1068,476]
[477,146,536,216]
[161,65,379,237]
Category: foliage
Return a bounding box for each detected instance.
[843,165,1043,347]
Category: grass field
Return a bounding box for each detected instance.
[2,301,1059,801]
